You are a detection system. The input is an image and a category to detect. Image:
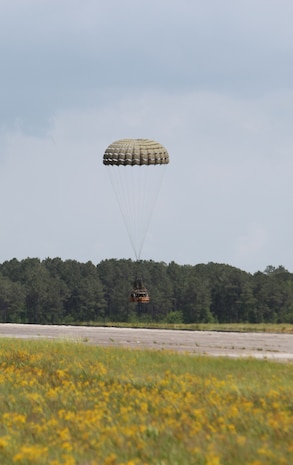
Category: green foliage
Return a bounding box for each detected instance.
[165,310,184,324]
[0,258,293,324]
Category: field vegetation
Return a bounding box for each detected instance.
[0,338,292,464]
[86,322,293,333]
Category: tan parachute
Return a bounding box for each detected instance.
[103,138,169,166]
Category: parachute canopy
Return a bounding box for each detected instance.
[103,138,169,260]
[103,139,169,166]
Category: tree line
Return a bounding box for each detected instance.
[0,257,293,325]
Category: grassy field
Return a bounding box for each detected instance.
[0,339,292,465]
[85,322,293,333]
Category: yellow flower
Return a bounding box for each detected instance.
[13,445,48,462]
[0,435,10,449]
[62,442,73,451]
[236,435,247,446]
[60,454,76,465]
[206,453,221,465]
[103,453,117,465]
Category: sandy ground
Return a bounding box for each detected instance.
[0,323,292,362]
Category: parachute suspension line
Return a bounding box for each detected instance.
[107,165,165,260]
[107,166,140,260]
[135,164,167,260]
[136,165,150,259]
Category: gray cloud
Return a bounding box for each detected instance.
[1,0,293,132]
[1,0,293,271]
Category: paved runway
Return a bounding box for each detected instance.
[0,323,292,361]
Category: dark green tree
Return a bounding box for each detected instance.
[0,273,25,322]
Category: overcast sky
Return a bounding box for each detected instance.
[1,0,293,273]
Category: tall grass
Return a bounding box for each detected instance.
[83,322,293,333]
[0,338,292,464]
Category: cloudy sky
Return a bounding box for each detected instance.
[1,0,293,273]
